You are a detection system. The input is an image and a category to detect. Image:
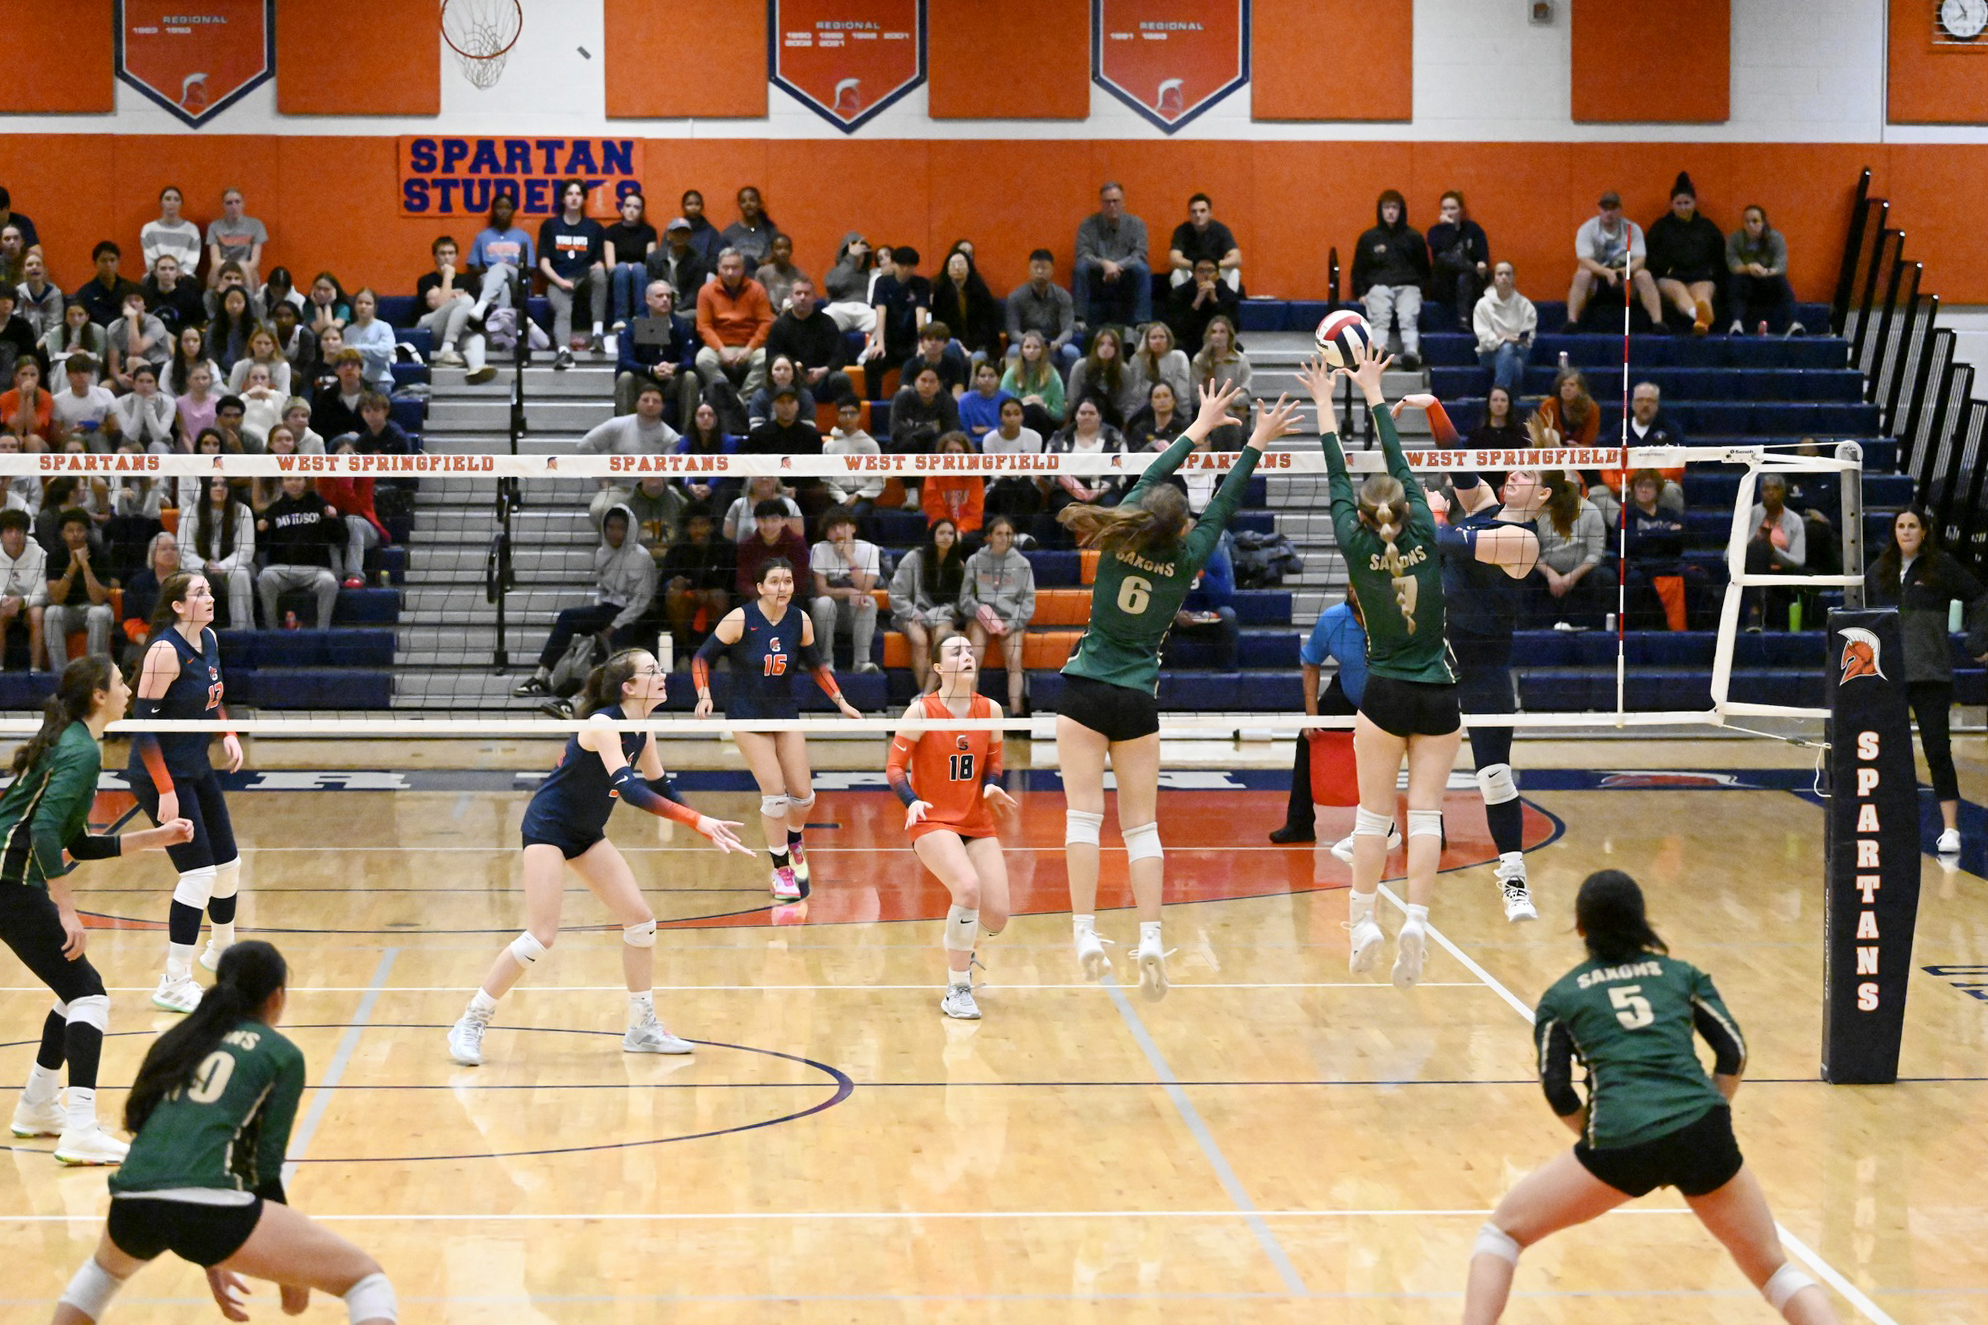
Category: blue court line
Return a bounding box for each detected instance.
[1103,976,1310,1297]
[282,948,397,1179]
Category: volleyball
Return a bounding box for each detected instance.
[1314,309,1374,367]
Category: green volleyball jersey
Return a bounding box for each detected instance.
[1533,954,1745,1149]
[1063,431,1262,693]
[111,1019,305,1201]
[0,722,106,889]
[1322,407,1454,684]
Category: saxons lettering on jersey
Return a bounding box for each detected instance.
[1576,959,1665,989]
[1368,543,1428,574]
[1115,550,1178,578]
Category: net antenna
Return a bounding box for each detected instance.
[441,0,523,91]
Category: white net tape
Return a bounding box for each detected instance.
[0,444,1865,739]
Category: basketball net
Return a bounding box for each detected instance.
[441,0,522,91]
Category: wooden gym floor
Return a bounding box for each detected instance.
[0,735,1983,1323]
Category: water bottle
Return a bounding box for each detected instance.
[656,630,675,672]
[1558,350,1570,370]
[1604,612,1617,633]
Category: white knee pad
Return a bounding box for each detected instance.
[789,790,816,814]
[1065,809,1104,846]
[622,919,657,949]
[59,1256,128,1318]
[172,866,216,910]
[211,857,241,899]
[1763,1262,1815,1311]
[66,994,109,1033]
[508,932,548,967]
[1406,809,1444,841]
[1353,806,1394,838]
[759,794,791,819]
[1122,821,1163,863]
[1472,1222,1521,1265]
[943,904,979,953]
[343,1271,399,1323]
[1475,763,1518,805]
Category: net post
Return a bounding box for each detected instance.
[1836,441,1866,609]
[1820,606,1920,1084]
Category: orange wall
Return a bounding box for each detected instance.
[1253,0,1412,122]
[1572,0,1730,123]
[1,136,1975,305]
[1887,0,1988,124]
[276,0,439,116]
[0,0,114,113]
[928,0,1090,119]
[604,0,766,118]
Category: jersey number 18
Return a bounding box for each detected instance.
[948,753,974,782]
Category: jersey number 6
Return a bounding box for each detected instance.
[1116,575,1152,615]
[1609,984,1655,1030]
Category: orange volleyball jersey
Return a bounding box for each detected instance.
[889,693,1002,838]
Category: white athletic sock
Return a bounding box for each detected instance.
[628,991,655,1024]
[1073,914,1095,936]
[63,1087,95,1132]
[591,320,604,336]
[166,943,194,981]
[1348,892,1377,925]
[1139,920,1163,951]
[1404,903,1430,927]
[948,967,972,989]
[210,921,236,948]
[24,1062,61,1106]
[468,989,499,1017]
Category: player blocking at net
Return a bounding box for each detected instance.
[886,633,1020,1020]
[1299,346,1540,987]
[448,650,749,1067]
[1057,381,1304,997]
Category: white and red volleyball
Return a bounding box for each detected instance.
[1314,309,1374,368]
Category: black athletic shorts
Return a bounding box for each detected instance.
[108,1196,265,1267]
[521,829,607,861]
[0,884,107,1004]
[1059,674,1161,742]
[1575,1105,1744,1198]
[1359,674,1462,739]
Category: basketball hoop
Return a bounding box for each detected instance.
[441,0,523,91]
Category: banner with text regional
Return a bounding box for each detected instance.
[1093,0,1249,134]
[770,0,927,133]
[116,0,275,128]
[399,138,644,218]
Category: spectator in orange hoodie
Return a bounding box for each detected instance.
[694,248,773,397]
[921,430,985,535]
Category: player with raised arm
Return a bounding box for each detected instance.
[1057,381,1303,997]
[0,658,192,1166]
[53,941,402,1325]
[127,572,246,1015]
[447,650,749,1067]
[1463,871,1842,1325]
[693,558,863,903]
[1393,391,1549,920]
[886,633,1020,1019]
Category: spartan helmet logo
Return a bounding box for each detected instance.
[1156,78,1185,118]
[180,72,210,112]
[1839,628,1885,684]
[834,78,862,117]
[955,735,971,752]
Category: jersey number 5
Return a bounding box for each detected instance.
[948,753,974,782]
[1116,575,1152,615]
[186,1050,236,1103]
[1609,984,1655,1030]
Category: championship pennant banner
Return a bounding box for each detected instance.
[1821,608,1923,1085]
[115,0,275,128]
[1093,0,1250,134]
[398,138,644,218]
[1,445,1660,481]
[769,0,927,132]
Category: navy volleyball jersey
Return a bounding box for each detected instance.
[724,601,802,720]
[128,627,223,784]
[1442,504,1526,647]
[520,718,650,844]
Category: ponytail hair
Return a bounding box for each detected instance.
[125,940,288,1134]
[1058,481,1189,558]
[1574,870,1668,964]
[11,656,111,777]
[1356,474,1420,633]
[576,648,654,717]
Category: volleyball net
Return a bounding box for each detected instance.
[0,440,1871,740]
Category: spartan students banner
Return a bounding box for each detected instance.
[1822,609,1923,1085]
[770,0,928,133]
[1093,1,1250,134]
[116,1,275,128]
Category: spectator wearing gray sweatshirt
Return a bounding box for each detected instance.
[578,385,681,527]
[960,515,1037,712]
